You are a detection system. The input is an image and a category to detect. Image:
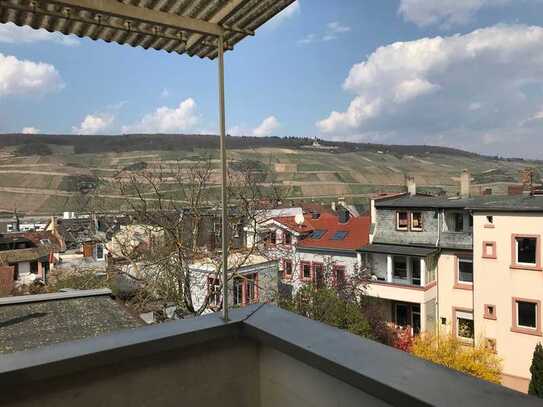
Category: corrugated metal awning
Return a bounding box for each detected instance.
[0,0,295,59]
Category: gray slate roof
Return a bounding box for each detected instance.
[0,290,142,354]
[375,194,543,212]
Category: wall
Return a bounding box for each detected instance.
[437,251,474,335]
[373,208,438,246]
[1,337,260,407]
[259,346,391,407]
[474,212,543,391]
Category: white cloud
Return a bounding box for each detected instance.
[299,21,351,45]
[253,116,280,137]
[22,127,40,134]
[73,113,114,135]
[269,1,300,27]
[0,22,79,46]
[122,98,200,134]
[229,116,280,137]
[317,24,543,157]
[0,53,63,97]
[398,0,511,28]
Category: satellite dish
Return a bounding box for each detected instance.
[295,213,305,225]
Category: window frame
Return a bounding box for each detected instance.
[396,211,409,231]
[512,298,541,336]
[454,255,473,290]
[410,211,423,231]
[393,256,408,280]
[333,264,346,287]
[453,307,474,342]
[207,277,221,309]
[483,304,497,320]
[511,234,541,271]
[282,259,293,280]
[312,262,324,288]
[300,261,312,282]
[482,241,497,259]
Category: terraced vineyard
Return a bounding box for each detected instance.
[0,134,540,215]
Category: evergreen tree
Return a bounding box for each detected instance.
[529,343,543,397]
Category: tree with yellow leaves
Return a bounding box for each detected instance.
[411,332,502,384]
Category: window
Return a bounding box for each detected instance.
[246,274,257,304]
[484,304,496,320]
[411,212,423,231]
[395,304,409,327]
[301,262,312,281]
[284,232,292,245]
[40,238,51,245]
[96,244,104,260]
[517,301,537,329]
[411,258,421,286]
[457,257,473,284]
[516,236,537,265]
[485,338,497,353]
[30,262,38,275]
[313,263,324,288]
[268,231,277,245]
[397,211,408,230]
[454,213,464,232]
[331,231,348,240]
[233,223,243,238]
[309,230,326,239]
[283,259,293,278]
[412,304,421,335]
[233,278,243,306]
[486,215,493,224]
[334,265,346,286]
[393,257,407,280]
[455,310,474,340]
[207,278,221,307]
[482,241,496,259]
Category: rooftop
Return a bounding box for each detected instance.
[375,193,543,212]
[296,212,371,252]
[0,304,538,406]
[0,289,143,354]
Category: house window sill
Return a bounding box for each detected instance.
[453,283,473,291]
[510,264,542,272]
[511,327,542,337]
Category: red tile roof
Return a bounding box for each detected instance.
[274,213,371,250]
[296,213,370,251]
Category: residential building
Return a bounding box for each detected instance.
[468,195,543,392]
[190,253,278,313]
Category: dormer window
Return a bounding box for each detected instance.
[411,212,423,231]
[396,211,409,231]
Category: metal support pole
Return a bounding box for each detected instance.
[218,35,229,322]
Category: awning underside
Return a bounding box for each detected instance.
[359,244,438,257]
[0,0,295,59]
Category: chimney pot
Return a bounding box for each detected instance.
[406,176,416,196]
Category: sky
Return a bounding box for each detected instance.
[2,0,543,158]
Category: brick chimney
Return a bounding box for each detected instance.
[460,170,471,198]
[405,175,416,196]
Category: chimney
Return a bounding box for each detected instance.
[405,176,416,196]
[338,208,350,224]
[331,201,336,212]
[460,170,471,198]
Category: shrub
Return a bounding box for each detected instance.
[14,143,52,156]
[411,332,502,383]
[529,343,543,398]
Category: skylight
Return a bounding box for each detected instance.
[309,230,327,239]
[331,231,349,240]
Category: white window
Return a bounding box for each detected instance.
[411,212,423,231]
[516,237,537,265]
[457,257,473,284]
[456,310,474,340]
[516,301,537,329]
[396,211,408,231]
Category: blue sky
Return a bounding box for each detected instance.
[1,0,543,158]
